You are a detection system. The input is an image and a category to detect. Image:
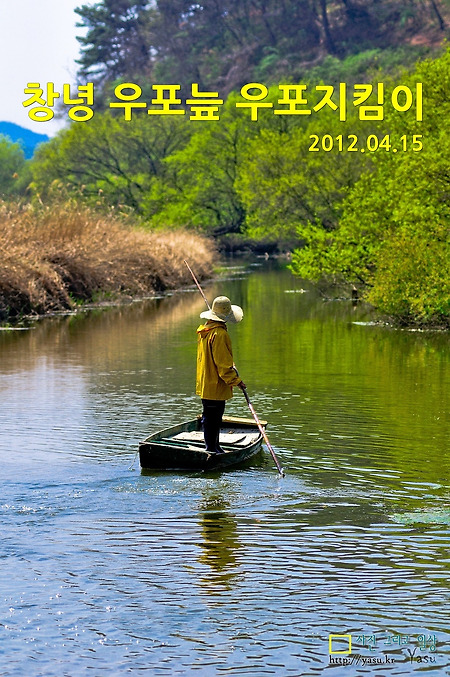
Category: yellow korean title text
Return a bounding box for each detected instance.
[23,81,423,124]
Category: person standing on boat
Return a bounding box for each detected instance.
[196,296,246,454]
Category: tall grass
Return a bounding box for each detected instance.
[0,202,215,321]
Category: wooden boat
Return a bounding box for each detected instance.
[139,415,266,471]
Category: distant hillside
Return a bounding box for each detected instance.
[0,122,49,159]
[75,0,450,104]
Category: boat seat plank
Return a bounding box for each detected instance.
[235,433,260,446]
[172,431,248,444]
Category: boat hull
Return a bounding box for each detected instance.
[139,416,265,471]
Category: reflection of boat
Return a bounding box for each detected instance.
[139,416,265,470]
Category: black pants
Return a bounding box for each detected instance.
[201,399,226,452]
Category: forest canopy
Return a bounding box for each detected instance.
[74,0,448,99]
[10,0,450,326]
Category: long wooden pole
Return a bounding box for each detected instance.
[184,260,211,309]
[184,259,285,477]
[241,387,285,477]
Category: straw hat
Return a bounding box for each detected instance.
[200,296,243,323]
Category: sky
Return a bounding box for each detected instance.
[0,0,89,135]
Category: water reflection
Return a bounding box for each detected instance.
[0,290,206,373]
[197,495,241,591]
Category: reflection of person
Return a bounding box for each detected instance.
[198,496,241,590]
[196,296,246,454]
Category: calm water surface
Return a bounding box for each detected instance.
[1,262,449,676]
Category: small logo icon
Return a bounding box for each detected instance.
[329,634,352,654]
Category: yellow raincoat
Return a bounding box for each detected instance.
[196,321,242,400]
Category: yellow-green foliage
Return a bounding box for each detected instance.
[0,138,30,197]
[367,224,449,324]
[289,48,450,326]
[27,45,450,326]
[0,201,215,321]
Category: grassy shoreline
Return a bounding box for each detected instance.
[0,202,215,324]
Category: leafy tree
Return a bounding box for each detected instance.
[289,48,450,324]
[237,95,373,242]
[143,94,261,234]
[142,87,322,236]
[0,137,30,197]
[75,0,154,83]
[31,112,192,212]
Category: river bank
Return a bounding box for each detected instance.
[0,201,215,324]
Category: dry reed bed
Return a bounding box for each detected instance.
[0,202,215,321]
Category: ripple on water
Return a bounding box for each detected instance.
[1,266,448,676]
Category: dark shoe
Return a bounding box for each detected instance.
[215,447,226,455]
[205,447,225,455]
